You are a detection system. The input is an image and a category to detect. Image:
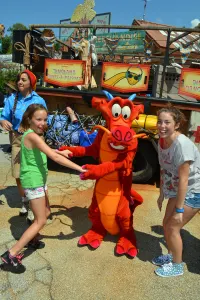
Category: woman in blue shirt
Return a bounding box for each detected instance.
[0,70,47,219]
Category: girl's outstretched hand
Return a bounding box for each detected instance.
[80,166,87,173]
[172,212,183,224]
[79,165,88,179]
[55,149,73,158]
[157,194,164,211]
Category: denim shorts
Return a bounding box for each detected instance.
[184,193,200,209]
[24,185,47,201]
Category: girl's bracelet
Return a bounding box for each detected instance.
[175,207,184,213]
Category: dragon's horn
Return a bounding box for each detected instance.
[128,94,137,101]
[102,90,113,101]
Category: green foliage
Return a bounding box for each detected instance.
[7,23,28,37]
[0,69,19,94]
[0,22,28,55]
[2,35,12,54]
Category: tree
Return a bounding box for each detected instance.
[7,23,28,38]
[0,22,28,54]
[2,35,12,54]
[0,69,19,94]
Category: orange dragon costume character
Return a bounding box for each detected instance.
[59,91,145,257]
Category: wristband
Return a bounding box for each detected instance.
[175,207,184,213]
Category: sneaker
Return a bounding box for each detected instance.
[19,197,29,216]
[26,209,34,223]
[155,262,184,278]
[46,215,53,225]
[19,203,28,216]
[152,254,173,266]
[1,250,24,269]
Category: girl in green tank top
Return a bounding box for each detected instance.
[1,104,86,271]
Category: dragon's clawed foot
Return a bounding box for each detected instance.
[78,229,105,249]
[115,236,138,258]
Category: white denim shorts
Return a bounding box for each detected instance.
[184,193,200,209]
[24,185,47,201]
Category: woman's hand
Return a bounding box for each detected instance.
[157,194,164,211]
[0,120,13,131]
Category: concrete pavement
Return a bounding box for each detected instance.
[0,130,200,300]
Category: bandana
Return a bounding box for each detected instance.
[22,70,37,90]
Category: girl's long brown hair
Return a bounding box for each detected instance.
[20,104,48,131]
[157,103,187,131]
[12,91,19,121]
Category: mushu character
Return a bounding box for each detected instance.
[59,91,145,257]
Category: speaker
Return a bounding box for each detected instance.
[12,30,30,64]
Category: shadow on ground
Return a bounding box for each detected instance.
[0,186,21,208]
[0,143,11,153]
[8,214,30,240]
[41,205,91,240]
[6,205,200,275]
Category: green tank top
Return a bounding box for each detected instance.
[20,129,48,188]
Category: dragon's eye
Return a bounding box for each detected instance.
[122,106,131,119]
[111,103,121,118]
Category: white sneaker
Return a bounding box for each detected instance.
[27,209,34,223]
[19,203,28,215]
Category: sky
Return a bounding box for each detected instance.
[1,0,200,37]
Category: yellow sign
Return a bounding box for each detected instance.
[44,59,86,87]
[179,68,200,100]
[101,63,150,93]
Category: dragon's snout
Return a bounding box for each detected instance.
[111,126,133,143]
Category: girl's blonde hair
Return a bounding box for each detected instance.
[20,104,48,131]
[157,103,187,131]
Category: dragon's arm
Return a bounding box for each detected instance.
[81,152,129,180]
[59,131,103,158]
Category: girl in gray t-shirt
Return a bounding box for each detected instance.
[152,105,200,278]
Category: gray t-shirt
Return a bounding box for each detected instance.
[158,134,200,199]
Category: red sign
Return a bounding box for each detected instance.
[193,126,200,143]
[178,68,200,100]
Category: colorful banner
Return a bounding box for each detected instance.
[44,59,86,87]
[59,13,111,42]
[101,63,150,93]
[90,13,111,34]
[178,68,200,100]
[96,31,145,54]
